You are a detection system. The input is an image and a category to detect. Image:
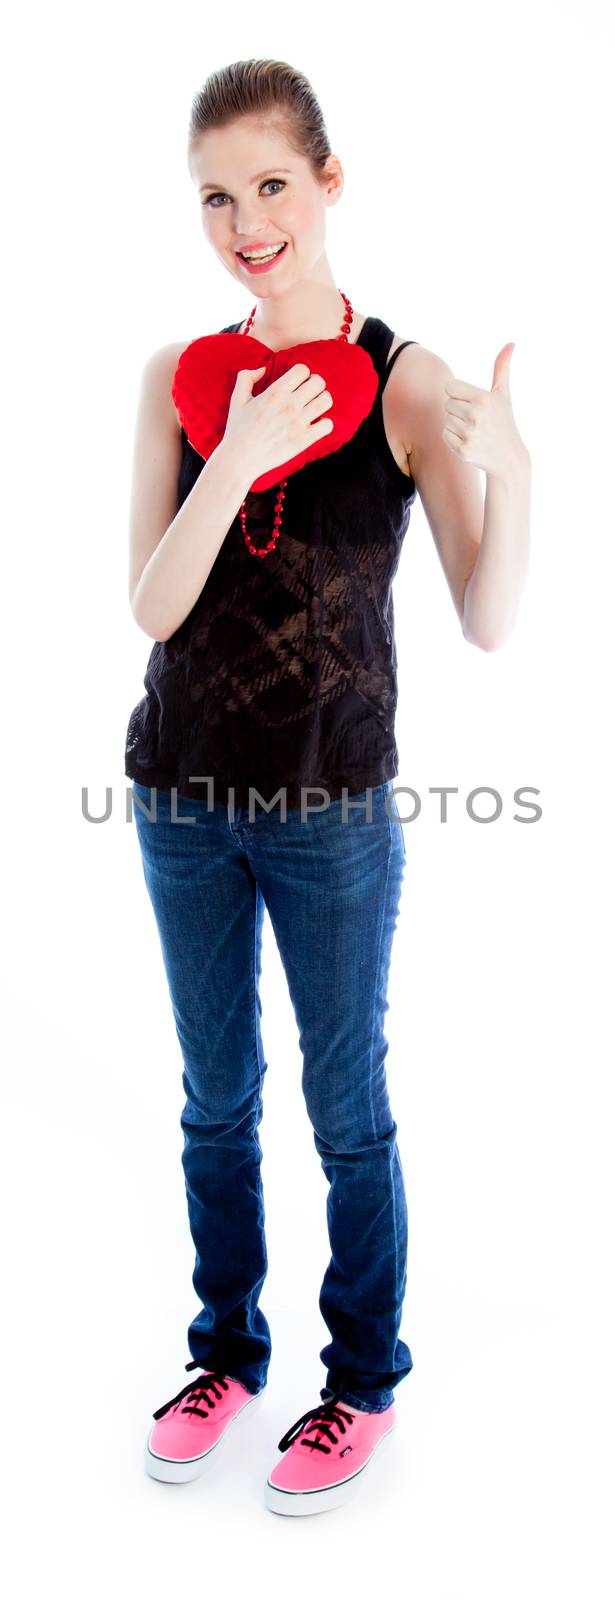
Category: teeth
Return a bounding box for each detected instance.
[240,244,285,261]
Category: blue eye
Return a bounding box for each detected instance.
[202,178,286,208]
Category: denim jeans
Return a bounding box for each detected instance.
[131,776,413,1414]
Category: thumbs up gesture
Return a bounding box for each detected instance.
[442,344,527,479]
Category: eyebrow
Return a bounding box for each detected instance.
[199,167,293,194]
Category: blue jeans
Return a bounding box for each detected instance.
[131,777,413,1414]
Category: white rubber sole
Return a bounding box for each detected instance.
[145,1387,265,1484]
[263,1419,397,1516]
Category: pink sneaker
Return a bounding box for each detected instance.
[145,1362,264,1483]
[264,1388,397,1515]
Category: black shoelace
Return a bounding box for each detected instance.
[152,1362,230,1421]
[277,1375,357,1455]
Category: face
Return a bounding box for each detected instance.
[189,117,343,294]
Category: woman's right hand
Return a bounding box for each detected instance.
[221,363,334,483]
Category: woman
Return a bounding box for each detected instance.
[125,58,531,1517]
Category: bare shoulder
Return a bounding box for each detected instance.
[384,339,454,464]
[387,337,452,386]
[141,340,193,434]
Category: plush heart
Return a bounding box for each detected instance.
[171,332,379,493]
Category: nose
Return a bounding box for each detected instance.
[233,214,270,241]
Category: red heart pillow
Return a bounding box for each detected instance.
[171,332,379,493]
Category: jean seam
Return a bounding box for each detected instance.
[366,806,400,1369]
[250,884,264,1144]
[367,810,393,1143]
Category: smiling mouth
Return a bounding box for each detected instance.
[236,242,288,262]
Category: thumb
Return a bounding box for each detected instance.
[238,364,267,384]
[491,342,515,395]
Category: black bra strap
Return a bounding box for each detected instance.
[382,339,418,387]
[377,336,419,398]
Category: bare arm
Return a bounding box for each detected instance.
[391,341,530,649]
[128,344,254,642]
[387,344,485,627]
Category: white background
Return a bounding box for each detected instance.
[2,0,614,1593]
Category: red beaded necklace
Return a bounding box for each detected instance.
[238,289,355,558]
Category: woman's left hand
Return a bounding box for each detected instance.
[442,344,527,479]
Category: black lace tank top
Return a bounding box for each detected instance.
[124,315,418,807]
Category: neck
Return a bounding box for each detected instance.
[242,276,352,348]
